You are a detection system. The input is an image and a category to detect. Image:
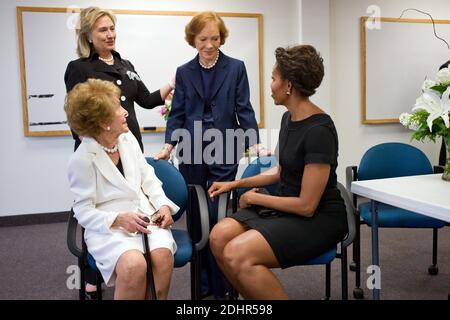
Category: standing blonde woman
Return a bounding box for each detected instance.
[65,6,174,152]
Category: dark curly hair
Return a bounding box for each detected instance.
[274,45,324,97]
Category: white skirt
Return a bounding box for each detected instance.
[85,225,177,286]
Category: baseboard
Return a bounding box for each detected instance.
[0,211,70,227]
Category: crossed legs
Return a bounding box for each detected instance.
[114,248,173,300]
[210,218,288,300]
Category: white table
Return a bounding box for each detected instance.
[351,174,450,300]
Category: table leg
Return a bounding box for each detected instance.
[371,200,380,300]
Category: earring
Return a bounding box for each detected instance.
[286,91,291,95]
[106,126,110,131]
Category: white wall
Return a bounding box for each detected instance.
[301,0,331,114]
[0,0,300,216]
[303,0,450,182]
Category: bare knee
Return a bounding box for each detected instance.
[210,218,239,257]
[210,222,227,256]
[222,240,249,272]
[150,248,174,271]
[116,251,147,282]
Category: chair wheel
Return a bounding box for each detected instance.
[428,265,439,275]
[353,288,364,299]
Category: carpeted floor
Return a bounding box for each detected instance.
[0,216,449,300]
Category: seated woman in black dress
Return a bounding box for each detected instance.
[207,44,348,300]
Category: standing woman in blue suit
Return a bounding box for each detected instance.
[154,11,267,298]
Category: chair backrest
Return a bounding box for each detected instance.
[145,158,188,222]
[237,156,278,197]
[357,142,432,181]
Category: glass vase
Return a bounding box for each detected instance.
[443,148,450,181]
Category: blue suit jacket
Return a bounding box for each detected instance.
[165,51,259,163]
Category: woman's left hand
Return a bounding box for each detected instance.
[239,188,258,209]
[157,205,174,229]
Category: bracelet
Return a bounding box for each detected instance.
[162,145,172,152]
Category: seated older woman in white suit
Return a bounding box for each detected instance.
[65,79,178,300]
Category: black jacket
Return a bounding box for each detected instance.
[64,50,164,151]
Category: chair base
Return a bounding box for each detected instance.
[428,265,439,275]
[353,287,364,299]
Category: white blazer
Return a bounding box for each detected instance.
[67,131,179,285]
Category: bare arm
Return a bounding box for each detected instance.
[239,163,330,218]
[208,165,280,198]
[159,77,175,100]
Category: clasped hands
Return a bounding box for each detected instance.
[113,205,174,234]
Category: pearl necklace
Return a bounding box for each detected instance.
[100,143,118,153]
[199,50,219,69]
[99,55,114,63]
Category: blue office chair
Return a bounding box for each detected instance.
[228,156,355,299]
[146,158,210,300]
[67,158,210,300]
[346,142,447,299]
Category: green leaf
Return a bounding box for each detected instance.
[430,85,449,94]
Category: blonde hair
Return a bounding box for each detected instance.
[185,11,228,48]
[76,7,116,58]
[64,79,121,137]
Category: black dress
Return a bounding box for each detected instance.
[231,111,348,268]
[64,50,164,152]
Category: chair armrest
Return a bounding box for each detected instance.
[433,165,444,174]
[346,165,359,209]
[345,166,357,192]
[67,210,83,258]
[337,183,356,248]
[188,184,210,251]
[217,192,230,221]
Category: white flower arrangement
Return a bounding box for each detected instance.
[399,68,450,180]
[399,68,450,142]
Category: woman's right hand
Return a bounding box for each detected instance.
[113,212,150,234]
[208,181,236,198]
[154,144,173,161]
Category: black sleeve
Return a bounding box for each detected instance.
[127,60,164,109]
[303,125,336,165]
[64,61,85,150]
[64,61,86,92]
